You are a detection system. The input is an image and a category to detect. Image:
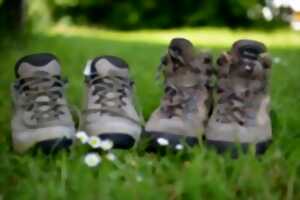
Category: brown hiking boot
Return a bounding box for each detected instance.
[11,53,76,153]
[144,38,213,151]
[82,56,142,149]
[205,39,272,156]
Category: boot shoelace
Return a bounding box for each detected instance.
[84,74,140,125]
[161,85,190,118]
[156,53,192,118]
[156,53,189,81]
[157,53,210,118]
[216,89,250,125]
[216,60,266,125]
[15,74,67,128]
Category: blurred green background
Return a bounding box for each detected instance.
[0,0,298,34]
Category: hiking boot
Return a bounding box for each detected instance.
[82,56,142,149]
[144,38,214,151]
[11,53,76,153]
[205,39,272,156]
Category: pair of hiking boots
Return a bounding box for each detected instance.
[11,38,272,155]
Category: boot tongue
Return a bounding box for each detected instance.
[165,38,199,87]
[90,56,129,78]
[168,38,195,64]
[168,71,200,88]
[232,40,266,60]
[15,53,61,78]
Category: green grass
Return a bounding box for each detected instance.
[0,25,300,199]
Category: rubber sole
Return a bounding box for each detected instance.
[205,139,272,158]
[34,137,73,154]
[143,131,199,152]
[12,126,75,153]
[98,133,135,149]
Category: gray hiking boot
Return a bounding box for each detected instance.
[82,56,142,149]
[11,53,76,153]
[145,38,214,151]
[205,39,272,156]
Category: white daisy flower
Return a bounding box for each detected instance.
[245,65,251,71]
[99,139,114,151]
[84,153,101,167]
[88,136,102,149]
[175,144,184,151]
[136,174,143,182]
[76,131,89,144]
[157,137,169,146]
[273,57,281,64]
[106,152,117,161]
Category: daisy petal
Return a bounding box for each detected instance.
[76,131,89,144]
[157,137,169,146]
[100,139,114,151]
[88,136,102,149]
[175,144,184,150]
[106,152,117,161]
[136,174,143,182]
[84,153,101,167]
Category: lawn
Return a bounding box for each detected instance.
[0,25,299,199]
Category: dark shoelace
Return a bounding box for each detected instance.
[83,74,140,125]
[216,58,268,125]
[15,74,68,128]
[160,84,190,118]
